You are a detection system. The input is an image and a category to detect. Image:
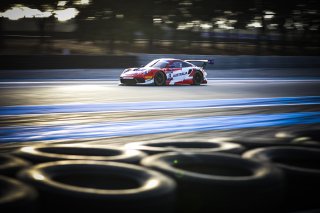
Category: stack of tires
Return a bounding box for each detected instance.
[243,146,320,212]
[125,139,285,213]
[242,129,320,212]
[0,144,176,213]
[275,129,320,146]
[124,140,245,155]
[124,131,320,213]
[1,128,319,213]
[0,154,38,212]
[209,129,320,213]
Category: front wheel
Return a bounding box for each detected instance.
[192,71,203,85]
[154,72,166,86]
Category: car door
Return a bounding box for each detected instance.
[182,61,194,79]
[169,61,184,84]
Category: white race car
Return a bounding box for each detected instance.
[120,58,213,86]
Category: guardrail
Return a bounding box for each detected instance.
[0,55,139,69]
[137,54,320,70]
[1,54,320,70]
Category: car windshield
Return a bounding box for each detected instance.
[145,60,168,68]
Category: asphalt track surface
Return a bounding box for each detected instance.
[0,75,320,149]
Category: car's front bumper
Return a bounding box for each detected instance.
[120,77,145,84]
[119,76,155,85]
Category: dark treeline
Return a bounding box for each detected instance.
[0,0,319,54]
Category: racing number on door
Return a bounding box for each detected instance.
[167,71,173,80]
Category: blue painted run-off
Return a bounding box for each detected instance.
[1,112,320,143]
[1,96,320,116]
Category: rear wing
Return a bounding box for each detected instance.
[184,59,214,68]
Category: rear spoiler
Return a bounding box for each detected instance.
[184,59,214,68]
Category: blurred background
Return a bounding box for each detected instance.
[0,0,319,56]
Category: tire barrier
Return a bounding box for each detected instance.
[125,140,244,155]
[210,137,320,150]
[275,129,320,145]
[141,152,284,213]
[18,160,176,213]
[0,154,31,177]
[14,144,146,164]
[0,146,18,154]
[0,142,42,153]
[0,175,38,213]
[243,146,320,211]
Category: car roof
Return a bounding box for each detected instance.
[155,58,196,67]
[156,58,182,62]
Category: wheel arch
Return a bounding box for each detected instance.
[192,70,204,85]
[153,70,167,86]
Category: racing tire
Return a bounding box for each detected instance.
[18,160,176,213]
[125,140,245,155]
[210,137,320,150]
[192,71,203,85]
[14,144,146,164]
[0,154,31,177]
[0,175,38,213]
[0,145,18,154]
[154,71,166,86]
[141,152,285,213]
[275,129,320,145]
[243,146,320,211]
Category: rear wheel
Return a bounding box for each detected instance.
[193,71,203,85]
[154,72,166,86]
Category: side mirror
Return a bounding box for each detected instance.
[140,65,144,67]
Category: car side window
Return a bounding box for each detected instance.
[171,61,182,68]
[182,62,192,68]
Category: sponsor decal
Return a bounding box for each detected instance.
[173,72,188,77]
[166,71,173,80]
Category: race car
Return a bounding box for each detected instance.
[119,58,214,86]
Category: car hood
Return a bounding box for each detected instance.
[121,67,155,75]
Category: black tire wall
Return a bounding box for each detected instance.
[14,144,146,164]
[18,160,176,213]
[142,152,285,213]
[0,154,31,177]
[243,146,320,211]
[0,175,38,213]
[125,140,244,155]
